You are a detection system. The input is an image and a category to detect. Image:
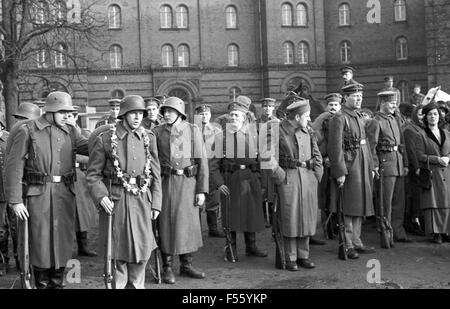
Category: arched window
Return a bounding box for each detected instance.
[111,89,125,99]
[162,44,174,67]
[296,3,307,26]
[55,0,67,22]
[54,43,67,68]
[176,5,188,28]
[281,3,293,26]
[109,45,122,69]
[298,41,309,64]
[160,5,172,29]
[394,0,407,22]
[37,49,49,68]
[339,3,350,26]
[227,44,239,67]
[340,41,351,63]
[225,6,237,29]
[177,44,190,67]
[283,42,294,64]
[398,81,409,103]
[35,1,49,25]
[396,37,408,60]
[108,5,121,29]
[229,87,242,101]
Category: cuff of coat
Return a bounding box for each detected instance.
[272,166,286,185]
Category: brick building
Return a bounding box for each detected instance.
[19,0,448,128]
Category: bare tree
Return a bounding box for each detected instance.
[0,0,109,129]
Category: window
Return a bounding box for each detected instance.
[340,41,351,63]
[227,44,239,67]
[396,37,408,60]
[35,1,49,25]
[281,3,293,26]
[298,41,309,64]
[108,5,121,29]
[177,44,189,67]
[398,81,409,103]
[37,49,49,68]
[160,5,172,29]
[229,87,242,101]
[54,43,67,68]
[283,42,294,64]
[394,0,407,22]
[176,5,188,28]
[54,0,67,22]
[111,89,125,99]
[296,3,307,26]
[162,44,174,67]
[109,45,122,69]
[339,3,350,26]
[225,6,237,29]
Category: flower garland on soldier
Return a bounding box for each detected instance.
[110,124,152,195]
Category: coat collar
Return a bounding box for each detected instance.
[35,115,70,134]
[375,111,395,120]
[425,127,446,148]
[280,119,307,134]
[115,121,143,140]
[342,106,359,118]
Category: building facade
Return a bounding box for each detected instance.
[18,0,447,128]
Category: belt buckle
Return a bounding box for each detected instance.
[300,162,307,168]
[75,162,80,168]
[52,176,61,183]
[239,165,246,170]
[360,139,366,145]
[393,145,398,151]
[175,169,184,176]
[129,177,136,185]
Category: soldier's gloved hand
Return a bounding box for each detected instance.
[195,193,205,207]
[336,176,346,187]
[373,167,380,179]
[151,210,160,220]
[100,196,114,215]
[218,184,230,196]
[403,167,409,176]
[439,156,450,167]
[10,203,29,221]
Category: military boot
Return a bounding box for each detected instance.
[33,267,51,289]
[161,253,175,284]
[207,210,225,238]
[0,233,9,276]
[179,253,205,279]
[244,232,267,257]
[225,231,238,262]
[48,267,65,289]
[76,231,98,257]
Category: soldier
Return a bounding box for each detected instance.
[263,98,323,270]
[14,102,42,121]
[257,98,279,227]
[67,108,98,257]
[328,83,376,260]
[5,91,89,289]
[409,84,425,106]
[367,91,411,245]
[95,98,121,129]
[195,104,225,238]
[311,93,343,243]
[87,95,162,289]
[340,66,360,88]
[0,113,9,276]
[215,96,257,130]
[377,76,401,109]
[210,99,268,262]
[142,97,163,131]
[153,97,208,284]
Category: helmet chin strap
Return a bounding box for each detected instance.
[167,113,181,126]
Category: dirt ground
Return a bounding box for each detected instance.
[1,215,449,290]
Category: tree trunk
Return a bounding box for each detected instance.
[2,59,19,130]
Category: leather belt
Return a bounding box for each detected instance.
[171,169,185,176]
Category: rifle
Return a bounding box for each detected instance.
[222,179,235,262]
[103,180,115,289]
[378,168,393,249]
[337,186,347,260]
[18,199,33,289]
[151,219,162,284]
[272,193,286,270]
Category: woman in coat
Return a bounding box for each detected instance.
[416,102,450,244]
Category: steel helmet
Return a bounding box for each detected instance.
[14,102,41,120]
[160,97,186,119]
[44,91,77,113]
[117,95,147,119]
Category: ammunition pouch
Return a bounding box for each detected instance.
[161,164,198,178]
[24,171,76,186]
[221,162,259,174]
[279,156,314,170]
